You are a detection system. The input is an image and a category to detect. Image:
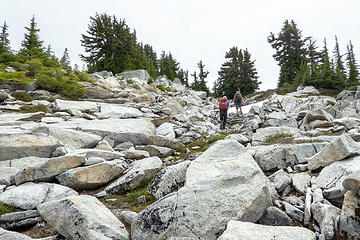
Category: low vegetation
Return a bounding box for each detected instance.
[0,202,22,216]
[156,84,176,92]
[101,179,156,213]
[175,133,231,161]
[20,104,48,113]
[264,133,294,145]
[11,91,33,102]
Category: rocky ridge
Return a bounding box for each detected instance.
[0,71,359,239]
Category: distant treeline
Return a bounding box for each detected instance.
[268,20,359,94]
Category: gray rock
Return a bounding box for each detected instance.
[0,210,39,223]
[121,149,150,160]
[114,142,134,151]
[225,133,250,144]
[0,134,61,161]
[304,187,312,226]
[312,188,324,203]
[312,202,341,240]
[283,201,304,222]
[5,66,16,73]
[307,134,360,171]
[84,156,106,166]
[53,99,97,112]
[342,170,360,193]
[51,147,67,157]
[136,145,173,158]
[218,221,316,240]
[258,206,293,226]
[32,126,102,149]
[13,155,86,185]
[273,169,292,192]
[37,195,129,240]
[0,227,33,239]
[116,69,150,83]
[56,160,128,190]
[315,155,360,199]
[54,118,155,145]
[105,156,162,195]
[99,103,143,119]
[67,149,124,160]
[0,182,77,210]
[147,161,191,199]
[292,172,311,195]
[118,211,138,232]
[132,140,272,240]
[252,127,301,146]
[0,167,19,186]
[0,90,9,102]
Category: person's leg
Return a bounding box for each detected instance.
[220,111,224,129]
[240,104,243,114]
[223,111,228,129]
[235,104,239,116]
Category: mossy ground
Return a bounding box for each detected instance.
[0,202,22,216]
[100,179,156,213]
[175,132,232,161]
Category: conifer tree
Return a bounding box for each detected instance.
[196,60,210,93]
[46,44,54,56]
[346,41,359,87]
[214,47,260,97]
[158,51,179,80]
[191,71,198,89]
[267,20,308,87]
[332,36,346,88]
[20,15,44,56]
[60,48,71,69]
[143,44,158,79]
[0,21,11,53]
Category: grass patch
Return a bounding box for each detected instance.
[264,133,294,145]
[20,104,48,113]
[11,92,34,102]
[126,79,134,84]
[101,179,156,213]
[156,84,177,92]
[318,130,342,136]
[0,202,22,216]
[175,133,231,161]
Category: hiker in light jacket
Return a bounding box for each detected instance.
[219,96,229,129]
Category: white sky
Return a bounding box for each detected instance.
[1,0,360,91]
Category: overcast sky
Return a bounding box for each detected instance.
[2,0,360,91]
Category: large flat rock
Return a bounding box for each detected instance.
[37,195,129,240]
[0,182,78,210]
[56,160,128,190]
[99,103,144,118]
[54,118,155,145]
[0,134,61,161]
[218,221,316,240]
[54,99,98,112]
[132,140,272,240]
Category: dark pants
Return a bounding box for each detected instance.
[220,110,227,129]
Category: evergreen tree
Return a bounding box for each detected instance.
[214,47,260,97]
[346,41,359,87]
[316,38,337,89]
[19,15,44,56]
[0,21,11,53]
[73,64,80,72]
[143,44,158,79]
[267,20,308,87]
[60,48,71,69]
[81,13,147,73]
[332,36,346,88]
[191,71,198,90]
[196,60,210,93]
[158,51,179,80]
[46,44,54,56]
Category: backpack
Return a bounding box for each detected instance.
[219,97,228,111]
[235,93,242,104]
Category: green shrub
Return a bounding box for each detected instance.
[20,104,48,113]
[0,202,21,216]
[0,52,17,63]
[264,133,294,145]
[156,84,174,92]
[277,82,298,95]
[0,71,33,84]
[25,58,43,77]
[75,71,93,83]
[6,61,26,71]
[126,79,134,84]
[11,92,34,102]
[35,69,85,99]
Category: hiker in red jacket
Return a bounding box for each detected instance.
[219,96,229,129]
[233,90,243,116]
